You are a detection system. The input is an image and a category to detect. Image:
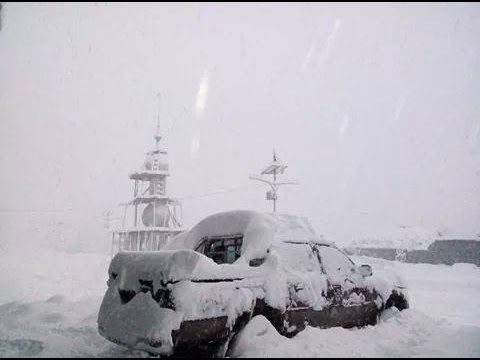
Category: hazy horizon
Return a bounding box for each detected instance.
[1,2,479,250]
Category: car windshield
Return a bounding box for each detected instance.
[275,242,322,273]
[317,245,354,278]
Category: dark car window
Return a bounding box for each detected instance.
[195,234,243,264]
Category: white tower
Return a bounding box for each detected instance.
[110,122,184,255]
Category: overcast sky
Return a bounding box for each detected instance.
[1,2,479,249]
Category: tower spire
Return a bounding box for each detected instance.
[155,117,162,150]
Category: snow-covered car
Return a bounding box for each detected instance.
[97,210,408,357]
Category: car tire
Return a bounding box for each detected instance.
[215,333,235,358]
[385,291,409,312]
[224,312,258,358]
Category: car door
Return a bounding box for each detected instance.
[315,245,379,327]
[279,242,333,335]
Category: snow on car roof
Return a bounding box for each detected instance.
[166,210,331,261]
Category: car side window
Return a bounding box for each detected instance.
[317,245,354,277]
[195,235,243,264]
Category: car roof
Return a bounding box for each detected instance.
[166,210,333,261]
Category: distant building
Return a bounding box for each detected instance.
[346,238,480,266]
[110,124,184,255]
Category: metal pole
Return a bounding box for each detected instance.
[110,233,115,259]
[153,199,156,227]
[134,180,138,227]
[122,204,127,228]
[273,169,277,213]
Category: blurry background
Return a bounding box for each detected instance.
[0,2,479,252]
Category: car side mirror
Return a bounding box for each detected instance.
[359,264,372,277]
[249,258,265,267]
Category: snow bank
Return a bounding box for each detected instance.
[1,247,479,357]
[230,310,480,358]
[0,246,110,304]
[353,256,480,328]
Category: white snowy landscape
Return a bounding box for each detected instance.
[1,2,480,358]
[0,246,479,357]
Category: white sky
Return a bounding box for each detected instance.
[1,2,479,248]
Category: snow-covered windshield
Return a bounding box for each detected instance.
[274,242,355,277]
[317,245,354,276]
[274,242,322,273]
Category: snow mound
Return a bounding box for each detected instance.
[229,315,285,358]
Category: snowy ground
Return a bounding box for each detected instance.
[0,248,479,357]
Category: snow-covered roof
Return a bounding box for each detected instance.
[165,210,328,261]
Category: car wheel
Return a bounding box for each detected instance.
[224,312,254,358]
[215,333,235,358]
[385,291,409,312]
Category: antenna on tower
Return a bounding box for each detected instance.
[249,149,298,212]
[155,92,162,150]
[155,118,162,150]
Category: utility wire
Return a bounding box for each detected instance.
[0,183,257,213]
[177,183,255,200]
[0,209,76,213]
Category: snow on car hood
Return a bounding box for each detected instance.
[109,249,266,293]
